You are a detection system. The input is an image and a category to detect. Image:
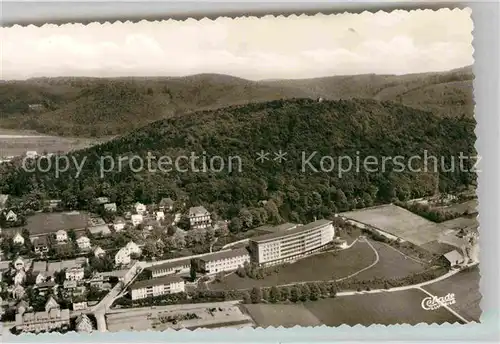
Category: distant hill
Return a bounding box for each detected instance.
[0,98,476,225]
[0,66,473,137]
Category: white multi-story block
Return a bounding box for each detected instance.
[249,219,335,267]
[147,258,191,278]
[195,248,250,275]
[130,275,185,300]
[56,230,68,243]
[65,266,84,281]
[76,235,91,250]
[189,206,212,230]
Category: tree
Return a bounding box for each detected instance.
[308,283,320,301]
[300,284,310,301]
[269,286,280,303]
[229,217,242,233]
[280,286,291,301]
[242,291,251,304]
[290,286,301,303]
[238,208,253,229]
[190,264,197,282]
[262,288,269,301]
[250,287,262,304]
[236,266,246,278]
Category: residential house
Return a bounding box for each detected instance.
[159,198,174,212]
[33,236,49,255]
[44,199,62,210]
[75,313,93,333]
[65,266,84,281]
[156,211,165,222]
[131,214,144,226]
[134,202,147,215]
[15,296,70,333]
[25,151,38,159]
[94,246,105,258]
[63,280,78,290]
[126,241,141,256]
[172,213,182,226]
[6,210,18,222]
[94,197,110,205]
[129,275,185,300]
[11,284,25,299]
[189,206,212,230]
[104,202,117,212]
[114,247,131,266]
[194,248,250,275]
[72,302,88,312]
[14,257,25,270]
[14,270,26,285]
[76,235,91,250]
[443,250,465,268]
[55,229,68,243]
[35,281,57,295]
[113,217,126,232]
[35,272,48,285]
[13,232,25,245]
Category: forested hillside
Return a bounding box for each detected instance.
[0,66,473,137]
[0,98,476,227]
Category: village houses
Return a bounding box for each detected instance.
[76,234,91,250]
[113,217,126,231]
[134,202,147,215]
[131,214,144,226]
[13,232,25,245]
[104,202,117,212]
[65,266,85,281]
[189,206,212,230]
[115,247,131,266]
[14,257,25,271]
[156,211,165,221]
[14,270,26,285]
[94,246,106,258]
[33,236,49,255]
[75,313,94,332]
[55,229,68,243]
[6,210,18,222]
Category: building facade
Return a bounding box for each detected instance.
[195,248,250,274]
[65,267,84,281]
[129,275,185,300]
[15,297,70,333]
[249,219,335,266]
[147,259,191,278]
[188,206,212,230]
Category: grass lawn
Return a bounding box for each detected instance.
[242,303,323,327]
[422,266,481,322]
[304,288,462,326]
[209,240,376,290]
[353,240,430,281]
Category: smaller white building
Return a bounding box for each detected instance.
[35,272,47,285]
[126,241,141,255]
[75,313,93,333]
[6,210,18,222]
[189,206,212,230]
[134,202,147,215]
[73,302,88,312]
[65,266,85,281]
[94,246,106,258]
[114,247,131,266]
[156,211,165,221]
[14,270,26,285]
[195,248,250,275]
[103,203,117,212]
[13,232,25,245]
[130,275,185,300]
[76,236,91,250]
[56,230,68,243]
[131,214,144,226]
[13,257,25,271]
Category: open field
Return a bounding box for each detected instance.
[209,240,376,290]
[437,199,478,215]
[341,204,448,246]
[422,266,481,322]
[440,215,479,231]
[304,288,462,326]
[353,240,429,280]
[0,128,104,157]
[242,304,322,327]
[5,211,89,236]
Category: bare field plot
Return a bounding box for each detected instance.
[440,216,479,231]
[437,199,478,215]
[422,266,481,322]
[354,240,429,280]
[5,211,89,236]
[304,289,462,326]
[0,129,103,156]
[210,241,376,290]
[242,303,322,327]
[341,204,446,246]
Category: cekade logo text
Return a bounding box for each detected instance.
[421,293,456,311]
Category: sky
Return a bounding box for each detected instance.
[0,8,473,80]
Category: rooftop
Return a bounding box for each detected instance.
[198,248,250,262]
[147,258,192,272]
[130,275,184,290]
[443,250,464,264]
[189,206,209,216]
[250,219,332,243]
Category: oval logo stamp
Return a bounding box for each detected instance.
[421,293,456,311]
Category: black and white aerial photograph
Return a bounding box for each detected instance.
[0,8,479,335]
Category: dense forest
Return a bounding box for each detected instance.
[0,66,473,137]
[0,98,476,227]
